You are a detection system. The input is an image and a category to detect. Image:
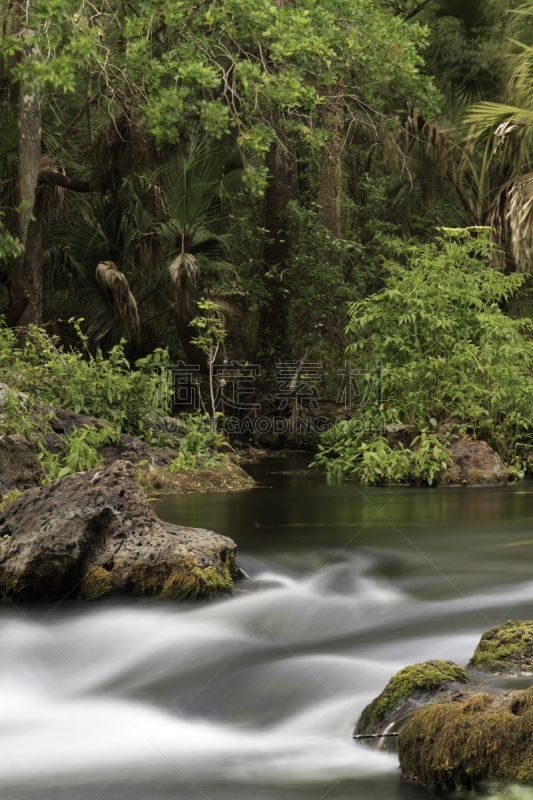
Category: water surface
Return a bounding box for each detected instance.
[2,458,533,800]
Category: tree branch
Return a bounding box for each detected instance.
[37,171,94,192]
[405,0,433,21]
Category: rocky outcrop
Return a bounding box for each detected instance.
[354,660,470,737]
[468,620,533,675]
[437,437,508,486]
[0,434,45,490]
[0,475,17,502]
[0,460,238,601]
[398,687,533,789]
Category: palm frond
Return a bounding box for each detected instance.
[168,252,199,317]
[95,260,141,344]
[486,172,533,270]
[466,100,533,124]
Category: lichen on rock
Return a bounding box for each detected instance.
[355,659,470,736]
[398,687,533,789]
[469,620,533,674]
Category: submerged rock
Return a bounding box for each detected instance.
[469,620,533,675]
[398,687,533,789]
[0,460,237,601]
[354,659,470,737]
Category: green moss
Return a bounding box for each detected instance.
[356,659,470,735]
[79,567,115,599]
[127,557,234,600]
[469,621,533,674]
[398,688,533,789]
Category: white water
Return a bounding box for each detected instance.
[2,467,533,800]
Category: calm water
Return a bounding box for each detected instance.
[2,458,533,800]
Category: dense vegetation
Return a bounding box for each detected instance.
[3,0,533,481]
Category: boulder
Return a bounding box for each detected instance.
[0,459,237,601]
[0,434,45,490]
[438,437,508,486]
[354,659,470,737]
[384,423,417,450]
[468,620,533,675]
[398,687,533,789]
[0,475,16,502]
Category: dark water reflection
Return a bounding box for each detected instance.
[2,458,533,800]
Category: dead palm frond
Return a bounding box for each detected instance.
[39,153,67,209]
[398,106,453,171]
[95,260,141,344]
[486,172,533,270]
[168,248,199,318]
[207,292,246,317]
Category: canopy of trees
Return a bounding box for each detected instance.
[1,0,533,411]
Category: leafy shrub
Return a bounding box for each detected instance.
[342,228,533,465]
[168,413,227,472]
[0,318,171,435]
[38,424,119,482]
[314,427,449,485]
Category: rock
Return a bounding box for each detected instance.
[147,415,186,440]
[32,405,182,468]
[0,475,16,501]
[102,434,178,469]
[438,437,508,486]
[468,620,533,675]
[354,660,470,737]
[398,687,533,789]
[384,423,416,449]
[0,435,45,490]
[0,460,237,601]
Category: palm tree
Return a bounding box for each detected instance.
[464,2,533,269]
[138,135,243,366]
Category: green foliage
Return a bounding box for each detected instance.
[314,428,449,485]
[168,413,226,472]
[344,229,533,463]
[285,201,356,360]
[38,424,119,482]
[0,210,23,262]
[190,299,227,433]
[0,318,171,435]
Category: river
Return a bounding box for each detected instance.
[2,457,533,799]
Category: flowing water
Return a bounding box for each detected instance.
[3,457,533,800]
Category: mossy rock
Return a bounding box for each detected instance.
[0,460,239,602]
[469,621,533,675]
[355,659,470,736]
[398,687,533,789]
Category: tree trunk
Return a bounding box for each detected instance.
[317,81,344,248]
[258,121,291,371]
[9,13,42,331]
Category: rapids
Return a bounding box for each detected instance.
[2,457,533,799]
